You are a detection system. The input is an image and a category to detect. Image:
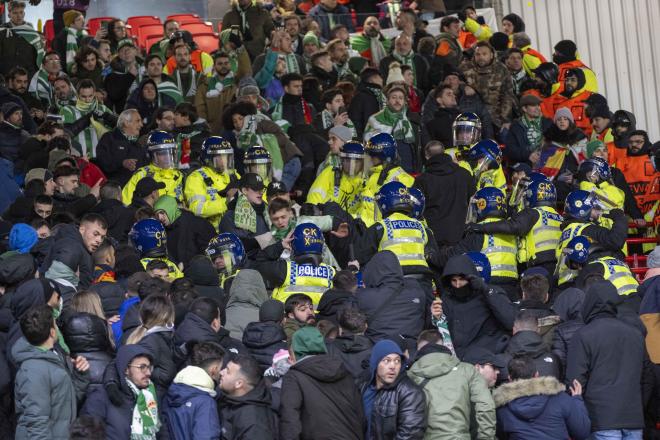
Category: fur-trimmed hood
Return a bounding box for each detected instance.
[493,376,566,410]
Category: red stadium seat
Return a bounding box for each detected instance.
[127,15,162,31]
[87,17,116,37]
[136,24,164,49]
[192,33,219,54]
[167,14,202,24]
[145,35,164,53]
[181,22,214,35]
[44,19,54,49]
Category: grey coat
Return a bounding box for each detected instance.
[224,269,269,339]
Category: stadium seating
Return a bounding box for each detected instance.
[127,15,161,31]
[87,17,116,37]
[192,33,219,54]
[181,22,214,35]
[44,19,54,49]
[166,13,202,24]
[136,24,164,49]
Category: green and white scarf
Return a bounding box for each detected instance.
[65,27,87,73]
[237,114,284,179]
[206,71,235,96]
[29,68,53,106]
[234,193,258,233]
[521,115,543,150]
[272,217,296,241]
[280,53,300,75]
[391,50,417,86]
[157,80,184,104]
[174,68,199,99]
[60,99,111,157]
[364,106,415,144]
[7,24,45,66]
[320,109,357,138]
[366,84,386,109]
[127,380,160,440]
[236,1,254,32]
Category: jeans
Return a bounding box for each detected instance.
[281,157,302,192]
[591,429,643,440]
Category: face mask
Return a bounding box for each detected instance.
[450,284,472,299]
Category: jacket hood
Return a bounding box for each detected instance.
[220,378,272,408]
[552,287,585,321]
[424,153,460,175]
[115,344,154,387]
[0,253,36,286]
[441,254,478,285]
[9,223,38,253]
[316,288,355,319]
[242,321,286,349]
[228,269,268,308]
[333,333,373,354]
[506,330,547,357]
[362,251,404,289]
[154,195,181,224]
[11,336,65,366]
[293,354,350,383]
[409,350,460,379]
[184,256,219,286]
[170,365,216,399]
[10,278,51,319]
[582,281,618,323]
[493,377,565,414]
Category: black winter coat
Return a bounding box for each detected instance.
[326,333,373,380]
[504,116,553,164]
[316,288,359,325]
[104,58,138,112]
[51,191,98,220]
[359,373,427,440]
[88,265,125,316]
[165,210,216,269]
[414,153,475,246]
[174,312,244,356]
[279,354,365,440]
[241,321,287,372]
[91,198,135,242]
[504,330,562,380]
[42,223,94,290]
[0,121,30,165]
[566,281,645,431]
[422,106,460,147]
[356,251,428,342]
[137,328,177,401]
[60,312,114,385]
[96,128,149,186]
[550,287,585,376]
[440,255,517,357]
[218,379,278,440]
[349,81,383,139]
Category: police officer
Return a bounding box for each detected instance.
[257,222,336,306]
[185,136,240,227]
[357,132,414,226]
[469,179,563,276]
[129,218,183,280]
[466,139,507,194]
[555,190,628,289]
[307,141,365,215]
[562,236,639,296]
[122,130,184,204]
[449,112,482,173]
[577,157,626,227]
[243,145,272,187]
[205,232,246,298]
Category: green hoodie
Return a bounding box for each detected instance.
[154,195,182,224]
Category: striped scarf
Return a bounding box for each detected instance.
[59,99,111,157]
[271,96,312,133]
[174,68,199,99]
[28,68,53,106]
[236,114,284,179]
[207,71,235,95]
[65,27,87,72]
[364,106,414,144]
[391,50,417,87]
[7,24,45,66]
[157,80,184,104]
[320,109,357,138]
[281,53,300,74]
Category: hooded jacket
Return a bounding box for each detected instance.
[566,281,645,431]
[12,337,84,440]
[550,287,585,373]
[279,354,365,440]
[174,311,244,356]
[316,288,358,325]
[61,311,113,385]
[219,379,278,440]
[359,340,426,440]
[224,269,269,340]
[96,127,149,186]
[242,321,287,371]
[408,347,495,440]
[184,255,225,303]
[414,153,475,246]
[356,251,427,342]
[81,344,156,440]
[125,78,177,124]
[349,80,384,139]
[90,197,135,242]
[162,366,221,440]
[137,326,177,401]
[326,331,373,380]
[493,376,591,440]
[505,330,562,380]
[42,223,93,292]
[440,255,516,357]
[0,157,21,215]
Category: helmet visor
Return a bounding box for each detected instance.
[211,152,234,172]
[152,149,176,169]
[453,125,481,147]
[248,163,271,182]
[341,156,364,177]
[465,196,479,224]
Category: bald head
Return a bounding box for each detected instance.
[424,141,445,159]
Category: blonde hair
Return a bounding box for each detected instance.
[70,290,106,320]
[126,295,175,344]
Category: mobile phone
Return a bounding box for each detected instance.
[100,21,109,32]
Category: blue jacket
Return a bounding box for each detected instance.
[493,376,591,440]
[308,3,354,41]
[0,158,21,213]
[162,379,221,440]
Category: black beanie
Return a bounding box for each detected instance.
[489,32,510,52]
[259,299,285,322]
[554,40,577,58]
[589,104,611,120]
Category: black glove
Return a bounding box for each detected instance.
[229,32,243,49]
[466,274,489,294]
[91,107,106,120]
[465,223,483,234]
[603,208,625,219]
[105,382,124,407]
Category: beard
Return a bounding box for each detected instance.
[365,27,379,38]
[216,67,230,76]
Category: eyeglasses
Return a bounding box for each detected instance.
[129,363,153,372]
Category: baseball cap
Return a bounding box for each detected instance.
[266,181,288,198]
[520,94,542,107]
[239,173,265,191]
[24,168,54,185]
[510,162,532,175]
[134,176,166,198]
[462,347,506,368]
[117,38,136,51]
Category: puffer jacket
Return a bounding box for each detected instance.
[407,347,495,440]
[224,269,269,340]
[493,376,591,440]
[359,372,426,440]
[219,379,278,439]
[242,321,287,371]
[42,223,94,291]
[61,312,114,385]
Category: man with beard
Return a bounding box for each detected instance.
[379,33,429,95]
[141,54,183,106]
[171,45,202,104]
[327,39,353,81]
[548,68,593,137]
[283,14,304,56]
[350,16,391,67]
[7,67,44,125]
[552,39,598,93]
[104,38,142,112]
